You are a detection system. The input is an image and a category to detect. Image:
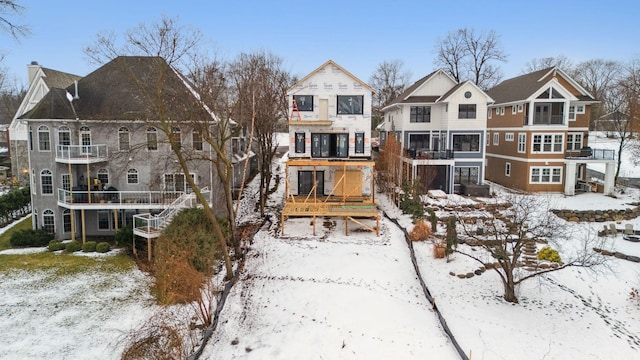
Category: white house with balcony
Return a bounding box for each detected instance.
[380,69,494,194]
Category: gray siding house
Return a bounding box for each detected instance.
[19,56,245,240]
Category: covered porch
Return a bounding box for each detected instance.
[564,148,616,196]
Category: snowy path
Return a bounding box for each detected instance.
[201,217,459,359]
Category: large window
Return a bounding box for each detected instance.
[40,169,53,195]
[533,103,564,125]
[97,168,109,185]
[410,106,431,123]
[311,133,348,158]
[163,173,195,193]
[98,210,111,230]
[147,127,158,151]
[517,133,526,153]
[409,134,430,150]
[118,127,130,151]
[58,126,71,146]
[530,166,562,184]
[295,132,305,153]
[567,133,583,151]
[43,209,55,234]
[298,171,324,195]
[63,209,71,233]
[127,169,139,184]
[532,134,563,153]
[458,104,476,119]
[452,134,480,152]
[454,167,479,184]
[79,126,91,154]
[62,174,70,191]
[355,132,365,154]
[337,95,363,115]
[293,95,313,111]
[38,125,50,151]
[171,127,181,150]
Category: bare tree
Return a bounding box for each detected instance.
[454,194,605,303]
[0,0,29,40]
[375,134,403,205]
[369,59,411,128]
[228,50,292,217]
[573,59,622,128]
[523,55,575,73]
[434,28,507,89]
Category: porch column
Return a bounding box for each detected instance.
[603,162,616,196]
[564,162,577,196]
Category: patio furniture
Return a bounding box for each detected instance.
[625,224,635,235]
[609,223,618,236]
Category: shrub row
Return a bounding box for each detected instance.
[10,229,54,247]
[47,240,110,253]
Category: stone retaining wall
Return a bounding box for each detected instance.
[551,203,640,222]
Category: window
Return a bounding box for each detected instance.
[568,106,576,120]
[576,105,585,113]
[488,109,492,119]
[337,95,363,115]
[505,133,514,142]
[311,133,349,158]
[40,169,53,195]
[295,132,306,153]
[505,162,511,177]
[518,133,526,153]
[38,125,50,151]
[147,127,158,151]
[63,209,71,233]
[533,103,564,125]
[454,167,479,184]
[355,132,365,154]
[43,209,55,234]
[163,173,195,193]
[171,127,181,150]
[62,174,70,191]
[409,134,430,150]
[192,131,203,151]
[293,95,313,111]
[458,104,476,119]
[464,91,472,99]
[452,134,480,152]
[512,105,517,114]
[79,126,91,154]
[98,210,111,230]
[567,133,583,151]
[518,104,523,113]
[97,168,109,185]
[298,171,324,195]
[493,133,499,145]
[29,126,33,151]
[500,107,505,115]
[486,132,490,146]
[118,127,130,151]
[532,134,563,153]
[58,126,71,146]
[127,169,139,184]
[410,106,431,122]
[530,166,562,184]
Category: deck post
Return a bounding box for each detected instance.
[313,215,316,236]
[345,216,348,235]
[81,209,86,244]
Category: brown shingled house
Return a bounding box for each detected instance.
[485,67,616,195]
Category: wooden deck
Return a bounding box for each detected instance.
[281,198,379,236]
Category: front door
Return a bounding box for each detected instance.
[298,170,324,196]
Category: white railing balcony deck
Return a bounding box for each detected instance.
[57,188,184,209]
[55,144,108,164]
[565,148,616,161]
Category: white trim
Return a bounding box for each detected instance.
[531,133,564,154]
[517,104,523,113]
[512,105,517,114]
[529,166,563,184]
[493,132,499,145]
[486,126,589,131]
[505,133,514,142]
[486,153,566,163]
[517,133,526,153]
[505,162,511,177]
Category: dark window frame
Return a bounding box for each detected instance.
[458,104,477,119]
[293,95,313,111]
[337,95,363,115]
[410,106,431,123]
[311,133,349,158]
[298,170,324,195]
[295,132,306,154]
[452,134,480,152]
[355,132,365,154]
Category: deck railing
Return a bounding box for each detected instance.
[57,189,184,206]
[565,148,616,160]
[56,144,108,162]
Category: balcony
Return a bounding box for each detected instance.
[533,114,564,125]
[405,148,454,160]
[55,145,108,164]
[133,190,207,239]
[57,188,184,210]
[565,147,616,161]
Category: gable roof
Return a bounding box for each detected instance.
[289,59,374,93]
[21,56,213,121]
[382,69,457,110]
[438,81,495,103]
[488,66,595,104]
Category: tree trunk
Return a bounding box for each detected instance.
[502,269,519,303]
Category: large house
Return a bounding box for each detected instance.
[9,62,82,185]
[379,69,494,194]
[18,56,251,241]
[282,60,379,235]
[485,67,616,195]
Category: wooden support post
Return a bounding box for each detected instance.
[376,216,379,236]
[147,239,152,262]
[132,233,136,257]
[313,215,316,236]
[81,209,86,244]
[345,216,348,235]
[113,209,119,232]
[281,213,285,235]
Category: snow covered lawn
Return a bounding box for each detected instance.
[202,217,459,359]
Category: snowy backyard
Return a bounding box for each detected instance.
[1,142,640,358]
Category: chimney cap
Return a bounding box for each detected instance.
[30,61,39,66]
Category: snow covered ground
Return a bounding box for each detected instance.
[588,132,640,178]
[1,135,640,359]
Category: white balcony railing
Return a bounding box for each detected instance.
[55,145,108,163]
[57,189,184,206]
